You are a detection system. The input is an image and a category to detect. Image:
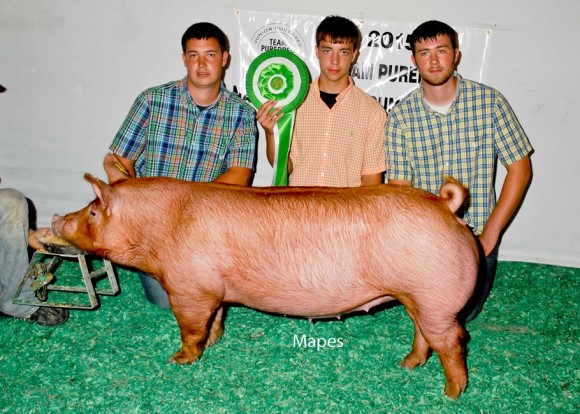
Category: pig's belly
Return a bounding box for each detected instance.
[226,291,397,319]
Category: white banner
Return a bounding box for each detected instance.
[233,10,492,112]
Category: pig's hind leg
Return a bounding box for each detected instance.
[399,296,469,399]
[400,303,433,369]
[420,318,469,399]
[401,320,432,369]
[169,294,222,364]
[206,306,224,347]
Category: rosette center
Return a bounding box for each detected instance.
[258,63,294,101]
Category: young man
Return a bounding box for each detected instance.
[258,15,386,187]
[0,187,69,325]
[386,20,533,322]
[105,22,257,308]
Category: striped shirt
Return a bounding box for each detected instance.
[289,77,387,187]
[386,73,533,235]
[110,78,257,182]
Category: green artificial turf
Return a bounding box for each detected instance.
[1,260,578,413]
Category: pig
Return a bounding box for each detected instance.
[51,172,479,399]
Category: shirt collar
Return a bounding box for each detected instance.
[420,72,462,113]
[180,77,224,110]
[313,76,354,103]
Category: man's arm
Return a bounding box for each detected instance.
[479,155,532,256]
[213,167,253,186]
[388,179,412,186]
[103,153,135,182]
[361,173,384,186]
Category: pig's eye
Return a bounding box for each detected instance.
[89,209,96,217]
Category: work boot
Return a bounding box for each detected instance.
[28,307,69,326]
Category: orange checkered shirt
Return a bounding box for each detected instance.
[288,77,387,187]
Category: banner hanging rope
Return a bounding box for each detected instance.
[246,50,310,186]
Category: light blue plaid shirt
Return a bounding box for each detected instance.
[386,73,533,235]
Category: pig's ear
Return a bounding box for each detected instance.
[84,173,113,209]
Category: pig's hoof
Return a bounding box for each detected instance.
[444,380,467,399]
[169,350,200,365]
[400,354,427,370]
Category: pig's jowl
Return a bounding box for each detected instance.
[52,174,479,399]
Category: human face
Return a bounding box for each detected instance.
[411,34,460,87]
[182,38,228,91]
[315,38,358,92]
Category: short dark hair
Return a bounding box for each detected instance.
[409,20,459,55]
[316,15,361,51]
[181,22,229,53]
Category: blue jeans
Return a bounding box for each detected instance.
[462,244,499,323]
[138,272,171,309]
[0,189,38,317]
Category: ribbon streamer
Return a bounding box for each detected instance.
[271,112,295,186]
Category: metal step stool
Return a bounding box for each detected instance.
[13,242,119,309]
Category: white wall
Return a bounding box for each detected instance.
[1,0,578,267]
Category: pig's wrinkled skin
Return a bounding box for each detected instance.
[52,173,479,398]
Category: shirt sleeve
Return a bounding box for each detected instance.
[109,92,150,160]
[385,109,413,181]
[361,106,387,175]
[493,93,534,167]
[226,106,258,170]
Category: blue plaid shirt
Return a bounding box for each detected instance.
[110,78,257,182]
[386,73,533,235]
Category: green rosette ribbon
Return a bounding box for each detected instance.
[246,50,310,186]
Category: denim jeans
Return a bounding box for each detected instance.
[0,188,38,317]
[138,272,171,309]
[462,244,499,323]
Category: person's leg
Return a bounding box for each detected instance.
[0,188,68,325]
[463,245,499,323]
[0,188,38,317]
[139,273,171,309]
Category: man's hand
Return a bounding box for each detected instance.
[256,101,284,166]
[28,228,51,251]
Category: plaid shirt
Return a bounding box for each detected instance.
[289,77,386,187]
[386,73,533,235]
[110,78,257,182]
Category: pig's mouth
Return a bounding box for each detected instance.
[39,235,85,255]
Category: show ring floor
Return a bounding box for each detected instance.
[1,261,577,413]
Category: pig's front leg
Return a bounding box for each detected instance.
[169,295,222,364]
